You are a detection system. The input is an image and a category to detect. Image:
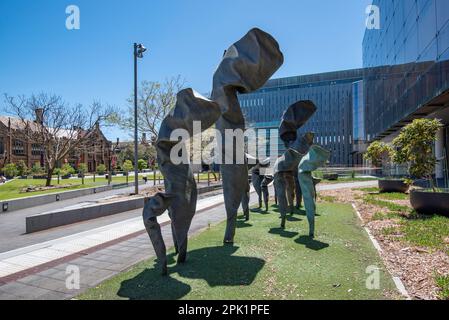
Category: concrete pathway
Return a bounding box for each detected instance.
[0,180,377,300]
[0,181,217,253]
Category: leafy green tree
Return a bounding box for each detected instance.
[77,163,88,184]
[122,160,134,184]
[2,163,18,178]
[96,164,107,175]
[138,159,147,171]
[364,141,393,167]
[392,118,443,191]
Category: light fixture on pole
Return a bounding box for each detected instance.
[133,43,147,195]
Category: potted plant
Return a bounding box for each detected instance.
[392,118,448,215]
[364,141,409,193]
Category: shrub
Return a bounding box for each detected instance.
[60,163,75,176]
[2,163,18,178]
[96,164,107,175]
[31,162,44,174]
[16,160,29,176]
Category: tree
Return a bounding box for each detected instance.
[122,160,133,184]
[116,143,156,168]
[392,118,443,191]
[3,93,115,186]
[78,163,88,184]
[96,164,107,175]
[138,159,147,171]
[364,141,393,167]
[108,76,184,141]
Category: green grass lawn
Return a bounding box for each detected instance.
[0,173,219,201]
[79,202,399,300]
[320,177,378,184]
[0,178,105,201]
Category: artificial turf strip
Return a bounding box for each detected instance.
[79,203,400,300]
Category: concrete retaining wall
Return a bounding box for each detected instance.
[0,180,147,213]
[26,197,144,233]
[1,185,112,213]
[25,183,223,233]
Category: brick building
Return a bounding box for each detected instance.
[0,115,112,173]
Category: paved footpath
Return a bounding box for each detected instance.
[0,180,377,300]
[0,181,217,253]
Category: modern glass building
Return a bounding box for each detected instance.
[240,0,449,174]
[239,70,363,165]
[362,0,449,180]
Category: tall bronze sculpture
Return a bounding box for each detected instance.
[211,28,284,243]
[142,28,284,273]
[273,101,317,228]
[261,175,274,212]
[298,145,331,238]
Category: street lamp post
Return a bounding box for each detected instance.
[133,43,147,195]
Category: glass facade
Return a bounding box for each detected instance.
[240,0,449,169]
[363,0,449,141]
[239,70,364,165]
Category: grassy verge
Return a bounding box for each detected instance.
[79,202,398,300]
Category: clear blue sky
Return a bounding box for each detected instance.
[0,0,372,140]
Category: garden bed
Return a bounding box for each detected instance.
[318,187,449,300]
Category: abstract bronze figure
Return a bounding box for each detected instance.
[251,157,271,210]
[273,100,317,228]
[261,175,274,212]
[143,28,284,274]
[211,28,284,243]
[142,193,175,275]
[241,154,270,220]
[150,89,221,270]
[298,145,331,238]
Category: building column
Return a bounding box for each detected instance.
[435,127,444,179]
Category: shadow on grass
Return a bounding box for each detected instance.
[117,245,265,300]
[236,220,253,228]
[295,236,329,251]
[268,228,299,239]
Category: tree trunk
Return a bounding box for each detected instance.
[46,168,54,187]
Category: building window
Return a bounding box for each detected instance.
[13,140,25,156]
[31,144,44,156]
[0,140,4,155]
